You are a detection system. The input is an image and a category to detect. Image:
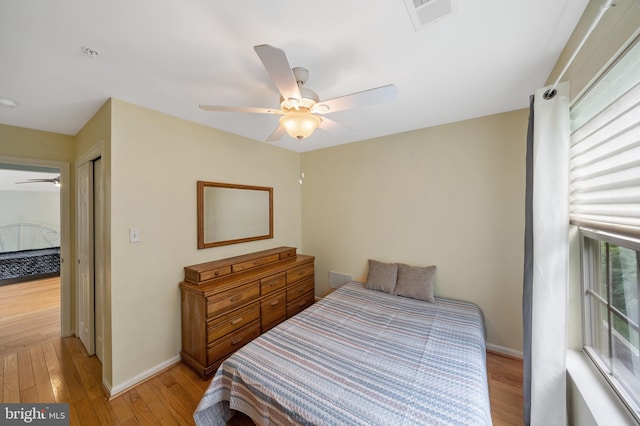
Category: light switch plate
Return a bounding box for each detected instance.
[129,227,141,243]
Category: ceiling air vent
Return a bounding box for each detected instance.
[404,0,458,31]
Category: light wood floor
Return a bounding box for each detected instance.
[0,276,60,358]
[487,351,525,426]
[1,277,524,425]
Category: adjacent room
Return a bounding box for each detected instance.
[0,0,639,425]
[0,166,62,357]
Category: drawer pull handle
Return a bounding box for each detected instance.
[230,295,241,302]
[298,271,305,276]
[269,299,280,306]
[269,282,277,286]
[214,271,220,277]
[230,317,243,325]
[231,336,243,345]
[298,300,306,307]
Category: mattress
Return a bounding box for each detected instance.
[194,281,492,426]
[0,247,61,281]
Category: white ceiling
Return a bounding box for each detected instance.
[0,0,589,153]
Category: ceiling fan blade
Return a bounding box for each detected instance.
[313,84,398,114]
[199,105,282,115]
[266,125,287,142]
[318,116,354,134]
[254,44,302,102]
[15,178,58,184]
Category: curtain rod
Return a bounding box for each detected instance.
[545,0,615,99]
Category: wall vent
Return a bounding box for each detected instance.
[329,271,352,289]
[404,0,458,31]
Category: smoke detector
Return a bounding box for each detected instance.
[81,46,100,58]
[404,0,459,31]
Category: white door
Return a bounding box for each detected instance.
[77,161,95,355]
[94,158,104,362]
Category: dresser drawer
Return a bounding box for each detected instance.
[286,263,314,284]
[207,301,260,343]
[207,320,260,365]
[199,265,232,282]
[233,254,280,272]
[184,264,232,283]
[260,272,286,296]
[287,291,315,318]
[286,277,314,302]
[261,291,286,332]
[279,249,297,260]
[207,281,259,317]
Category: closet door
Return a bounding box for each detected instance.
[77,161,95,355]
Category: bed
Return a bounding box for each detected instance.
[0,222,60,283]
[194,280,491,426]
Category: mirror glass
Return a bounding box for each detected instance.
[197,181,273,249]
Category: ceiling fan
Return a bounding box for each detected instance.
[199,44,398,142]
[15,176,60,187]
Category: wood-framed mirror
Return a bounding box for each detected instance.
[197,181,273,249]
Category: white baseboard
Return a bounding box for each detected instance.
[107,354,182,398]
[486,343,523,359]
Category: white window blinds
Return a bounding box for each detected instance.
[569,38,640,239]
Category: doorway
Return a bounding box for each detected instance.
[0,160,71,354]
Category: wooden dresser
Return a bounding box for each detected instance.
[180,246,315,377]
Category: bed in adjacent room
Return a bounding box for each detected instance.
[0,222,61,283]
[194,268,491,426]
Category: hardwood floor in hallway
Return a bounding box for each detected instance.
[0,276,209,424]
[0,277,524,425]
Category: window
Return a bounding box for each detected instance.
[582,230,640,416]
[572,35,640,419]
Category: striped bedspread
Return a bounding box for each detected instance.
[194,282,492,426]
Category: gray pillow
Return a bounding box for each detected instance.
[364,259,398,294]
[394,263,436,302]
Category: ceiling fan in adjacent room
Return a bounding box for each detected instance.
[15,176,61,187]
[199,44,398,142]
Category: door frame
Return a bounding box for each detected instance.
[0,155,71,336]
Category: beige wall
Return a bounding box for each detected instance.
[108,99,302,387]
[0,124,75,161]
[301,109,528,352]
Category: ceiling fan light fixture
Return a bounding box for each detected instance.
[279,111,322,141]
